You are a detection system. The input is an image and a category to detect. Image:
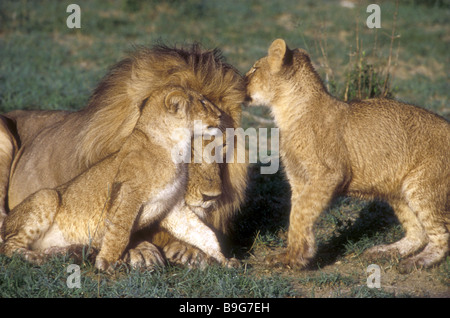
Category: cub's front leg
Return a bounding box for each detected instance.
[95,182,144,272]
[266,175,339,269]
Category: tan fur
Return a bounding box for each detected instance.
[0,116,19,238]
[1,44,248,267]
[245,39,450,273]
[0,87,238,271]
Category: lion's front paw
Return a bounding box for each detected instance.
[163,241,211,269]
[123,241,166,269]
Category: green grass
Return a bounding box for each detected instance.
[1,0,448,116]
[0,254,296,298]
[0,0,449,298]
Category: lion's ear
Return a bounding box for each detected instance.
[164,90,189,114]
[268,39,288,73]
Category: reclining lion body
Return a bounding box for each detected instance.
[1,87,235,271]
[0,44,248,267]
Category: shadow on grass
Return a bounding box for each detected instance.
[311,201,401,269]
[231,163,402,266]
[229,163,291,256]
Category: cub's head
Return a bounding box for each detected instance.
[139,86,224,165]
[163,87,222,137]
[141,86,222,138]
[244,38,316,107]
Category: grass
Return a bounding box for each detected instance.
[0,254,295,298]
[0,0,449,298]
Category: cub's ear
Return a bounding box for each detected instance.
[164,90,189,114]
[268,38,290,73]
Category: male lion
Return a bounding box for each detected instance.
[1,86,238,272]
[245,39,450,273]
[0,44,248,268]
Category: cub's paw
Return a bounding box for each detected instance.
[362,245,401,263]
[224,257,241,269]
[163,241,211,269]
[264,250,309,270]
[23,250,47,265]
[363,238,427,264]
[3,246,47,265]
[95,256,121,274]
[123,241,166,269]
[397,245,445,274]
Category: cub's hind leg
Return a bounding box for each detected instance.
[0,189,60,264]
[398,177,450,273]
[364,199,428,261]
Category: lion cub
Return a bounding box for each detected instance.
[1,86,234,271]
[245,39,450,273]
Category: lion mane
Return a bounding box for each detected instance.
[77,44,244,165]
[76,43,248,238]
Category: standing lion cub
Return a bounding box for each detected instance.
[1,86,236,272]
[245,39,450,273]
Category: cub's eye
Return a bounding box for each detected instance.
[248,67,258,75]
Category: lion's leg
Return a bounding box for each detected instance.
[0,117,18,239]
[140,228,212,268]
[160,203,239,268]
[1,189,60,264]
[364,199,428,260]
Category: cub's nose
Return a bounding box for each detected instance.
[243,94,253,106]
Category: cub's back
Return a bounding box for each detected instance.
[345,98,450,158]
[343,99,450,192]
